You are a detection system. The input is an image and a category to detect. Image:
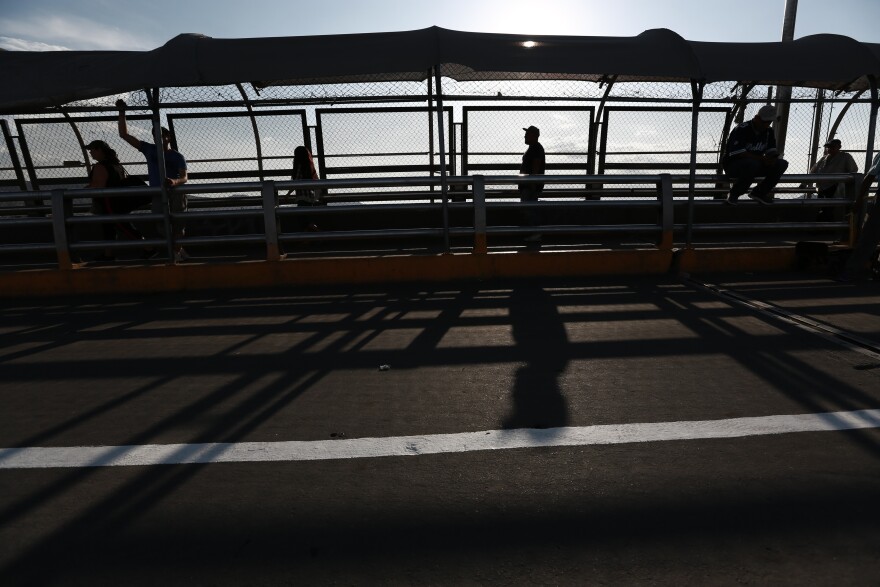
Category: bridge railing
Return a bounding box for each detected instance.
[0,172,863,270]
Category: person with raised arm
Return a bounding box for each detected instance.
[117,99,189,261]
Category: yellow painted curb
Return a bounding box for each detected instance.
[0,247,797,299]
[674,247,796,273]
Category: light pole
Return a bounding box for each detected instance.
[774,0,798,157]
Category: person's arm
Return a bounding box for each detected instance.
[116,99,142,150]
[165,153,188,187]
[762,129,779,164]
[165,168,188,188]
[725,126,762,161]
[530,155,543,174]
[730,151,763,160]
[798,159,822,189]
[87,163,109,188]
[845,153,858,173]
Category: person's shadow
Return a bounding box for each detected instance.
[502,284,570,431]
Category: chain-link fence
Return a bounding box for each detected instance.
[462,106,593,199]
[315,106,453,194]
[167,110,310,187]
[2,79,877,207]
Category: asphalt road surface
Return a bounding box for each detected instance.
[1,274,879,586]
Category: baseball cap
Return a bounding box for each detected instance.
[523,125,540,136]
[757,105,777,122]
[823,138,841,148]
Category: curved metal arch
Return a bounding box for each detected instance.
[807,88,825,171]
[587,75,617,176]
[61,107,91,174]
[864,76,879,171]
[717,83,756,167]
[236,83,265,182]
[825,88,866,143]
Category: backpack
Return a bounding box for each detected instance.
[110,165,152,213]
[121,174,147,188]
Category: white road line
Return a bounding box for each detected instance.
[2,409,879,469]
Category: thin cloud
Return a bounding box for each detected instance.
[0,36,69,51]
[0,14,158,51]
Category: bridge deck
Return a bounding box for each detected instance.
[1,273,878,584]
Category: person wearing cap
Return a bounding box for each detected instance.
[809,138,858,221]
[722,104,789,205]
[519,125,545,242]
[810,138,858,198]
[117,99,189,261]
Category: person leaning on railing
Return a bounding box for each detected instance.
[722,105,789,206]
[116,99,189,262]
[836,152,880,282]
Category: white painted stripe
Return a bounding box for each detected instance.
[1,409,879,469]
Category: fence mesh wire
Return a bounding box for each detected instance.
[317,107,453,193]
[1,79,877,206]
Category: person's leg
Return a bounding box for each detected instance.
[519,184,541,240]
[115,221,143,243]
[750,158,789,199]
[817,185,838,198]
[723,158,762,201]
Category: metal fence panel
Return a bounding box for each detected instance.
[1,120,27,192]
[15,115,154,190]
[167,109,309,187]
[315,107,454,193]
[462,106,593,197]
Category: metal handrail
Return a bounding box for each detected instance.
[0,172,860,269]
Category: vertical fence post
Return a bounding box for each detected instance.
[1,121,27,191]
[472,175,487,254]
[427,71,436,204]
[262,180,282,260]
[148,88,175,261]
[808,89,825,173]
[773,0,798,159]
[433,65,451,253]
[685,81,704,248]
[864,76,878,173]
[237,83,265,182]
[843,173,866,247]
[844,173,861,203]
[845,172,866,248]
[50,189,73,270]
[657,174,674,251]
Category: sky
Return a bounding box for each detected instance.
[0,0,878,52]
